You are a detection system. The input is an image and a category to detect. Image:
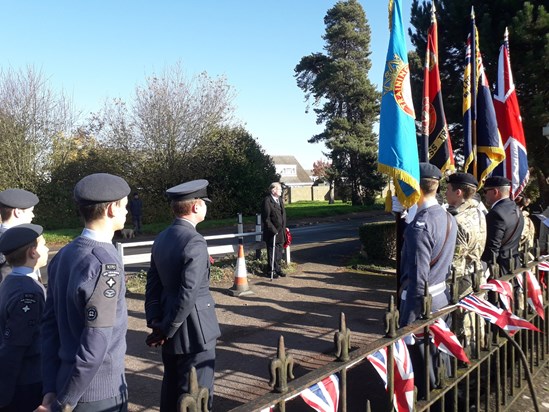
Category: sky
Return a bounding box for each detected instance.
[0,1,413,170]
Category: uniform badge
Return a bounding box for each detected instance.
[104,289,116,298]
[22,305,31,313]
[105,264,117,271]
[3,328,10,339]
[106,278,116,288]
[87,307,98,322]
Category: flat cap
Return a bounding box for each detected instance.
[166,179,211,202]
[446,172,478,188]
[0,223,43,255]
[419,162,442,180]
[0,189,39,209]
[484,176,511,188]
[74,173,131,205]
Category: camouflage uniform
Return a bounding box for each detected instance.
[448,198,487,352]
[448,199,487,298]
[519,210,535,252]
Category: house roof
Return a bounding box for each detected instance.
[271,155,312,186]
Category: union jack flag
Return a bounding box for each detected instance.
[480,279,514,311]
[458,294,540,335]
[300,374,340,412]
[367,346,388,388]
[538,257,549,272]
[516,271,545,319]
[492,28,529,199]
[393,338,415,412]
[429,318,470,363]
[367,338,414,411]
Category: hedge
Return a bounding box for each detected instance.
[358,221,396,261]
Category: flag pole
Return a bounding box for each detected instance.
[470,7,478,179]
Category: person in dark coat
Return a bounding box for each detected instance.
[0,224,48,412]
[481,176,524,274]
[399,163,457,399]
[145,179,221,412]
[261,182,287,278]
[0,189,39,283]
[128,192,143,234]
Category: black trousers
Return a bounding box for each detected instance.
[161,348,216,412]
[266,238,283,274]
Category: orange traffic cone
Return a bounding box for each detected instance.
[228,244,254,297]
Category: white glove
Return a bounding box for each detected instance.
[391,196,404,213]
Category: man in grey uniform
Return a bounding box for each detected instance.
[0,189,39,282]
[145,179,221,411]
[399,163,457,398]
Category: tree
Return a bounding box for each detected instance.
[295,0,385,205]
[312,158,337,204]
[189,126,278,219]
[409,1,549,203]
[92,63,236,197]
[0,67,77,191]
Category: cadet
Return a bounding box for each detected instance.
[145,179,221,412]
[481,176,524,274]
[0,224,48,412]
[37,173,130,412]
[399,163,457,398]
[0,189,39,282]
[445,172,486,353]
[446,172,487,298]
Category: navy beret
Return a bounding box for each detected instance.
[446,172,478,188]
[0,189,39,209]
[0,223,43,255]
[74,173,131,205]
[484,176,511,188]
[419,162,442,180]
[166,179,211,202]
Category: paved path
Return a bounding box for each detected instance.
[124,214,397,411]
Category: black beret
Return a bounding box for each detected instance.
[484,176,511,188]
[166,179,211,202]
[446,172,478,188]
[419,162,442,180]
[74,173,131,205]
[0,189,39,209]
[0,223,43,255]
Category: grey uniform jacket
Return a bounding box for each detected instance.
[399,202,457,327]
[145,219,221,355]
[482,198,524,273]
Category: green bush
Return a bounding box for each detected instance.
[358,221,396,261]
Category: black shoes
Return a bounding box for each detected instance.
[276,271,287,277]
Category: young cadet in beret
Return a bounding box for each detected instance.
[399,162,457,398]
[0,224,48,412]
[145,179,221,411]
[37,173,130,412]
[481,176,524,274]
[0,189,39,283]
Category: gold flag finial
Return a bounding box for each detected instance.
[388,0,394,31]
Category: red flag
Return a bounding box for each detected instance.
[429,318,470,363]
[420,3,454,172]
[480,279,514,311]
[516,271,545,319]
[493,28,529,200]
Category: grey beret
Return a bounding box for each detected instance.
[419,162,442,180]
[166,179,211,202]
[484,176,511,188]
[0,189,39,209]
[0,223,43,255]
[74,173,131,205]
[447,172,478,188]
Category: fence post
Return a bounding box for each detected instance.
[116,242,124,262]
[237,213,243,246]
[255,214,262,260]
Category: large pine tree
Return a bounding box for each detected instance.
[295,0,384,205]
[408,0,549,204]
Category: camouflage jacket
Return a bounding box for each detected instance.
[448,199,487,295]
